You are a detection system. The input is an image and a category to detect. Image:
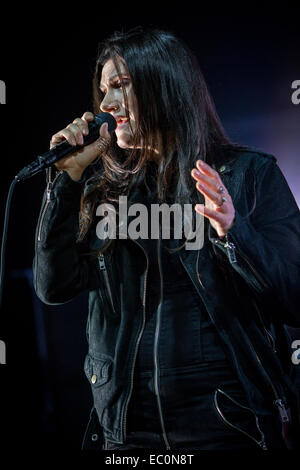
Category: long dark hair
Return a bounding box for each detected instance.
[79,27,240,240]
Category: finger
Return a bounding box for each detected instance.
[66,123,84,145]
[194,204,226,224]
[196,181,228,209]
[191,168,219,192]
[73,117,89,136]
[82,111,94,122]
[196,159,223,183]
[99,122,111,140]
[51,129,77,147]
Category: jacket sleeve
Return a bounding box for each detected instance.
[33,169,101,305]
[209,157,300,326]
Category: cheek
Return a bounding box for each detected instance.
[125,87,138,121]
[131,98,138,122]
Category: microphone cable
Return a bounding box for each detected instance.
[0,177,18,310]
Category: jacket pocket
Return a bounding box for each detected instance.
[84,354,112,388]
[212,388,267,449]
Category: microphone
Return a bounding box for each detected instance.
[15,112,117,182]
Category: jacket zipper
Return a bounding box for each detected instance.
[223,239,237,264]
[179,247,204,295]
[121,239,149,442]
[153,236,171,449]
[98,253,117,315]
[252,298,277,353]
[37,170,63,241]
[264,328,277,353]
[215,237,288,421]
[242,331,289,424]
[195,248,204,289]
[180,244,290,428]
[214,235,278,350]
[235,246,269,291]
[213,235,237,264]
[214,234,269,290]
[213,388,267,449]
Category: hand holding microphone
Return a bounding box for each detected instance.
[50,111,112,181]
[15,112,117,182]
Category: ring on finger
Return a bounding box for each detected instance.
[217,196,227,207]
[218,185,225,193]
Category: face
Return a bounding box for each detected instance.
[99,57,139,149]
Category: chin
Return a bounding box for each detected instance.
[117,141,130,149]
[116,135,135,149]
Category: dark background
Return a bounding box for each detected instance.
[0,5,299,455]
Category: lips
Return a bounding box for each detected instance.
[114,116,129,127]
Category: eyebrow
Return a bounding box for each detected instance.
[99,73,130,90]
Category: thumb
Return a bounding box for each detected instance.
[99,122,111,140]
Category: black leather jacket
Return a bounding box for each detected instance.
[33,147,300,449]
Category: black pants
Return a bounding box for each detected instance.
[104,359,267,451]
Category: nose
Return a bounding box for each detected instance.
[100,93,120,113]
